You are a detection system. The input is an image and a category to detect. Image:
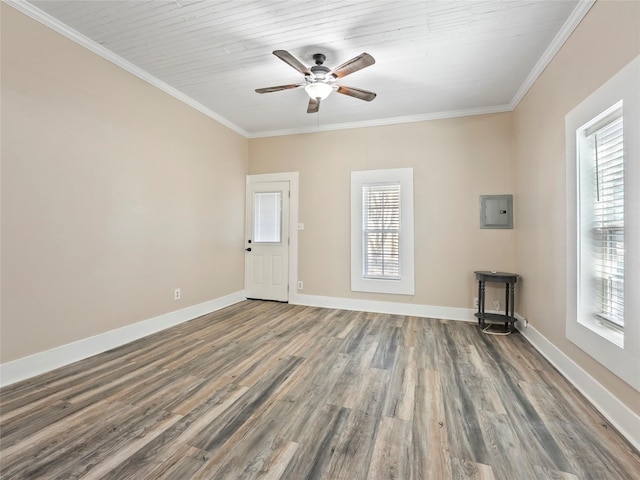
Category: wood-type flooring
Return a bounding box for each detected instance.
[1,300,639,479]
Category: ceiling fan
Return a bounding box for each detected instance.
[255,50,377,113]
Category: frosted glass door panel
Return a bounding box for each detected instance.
[254,192,282,243]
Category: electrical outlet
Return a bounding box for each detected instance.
[473,297,479,309]
[174,288,181,300]
[523,317,529,328]
[492,300,501,311]
[297,281,304,290]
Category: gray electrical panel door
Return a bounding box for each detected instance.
[480,195,513,229]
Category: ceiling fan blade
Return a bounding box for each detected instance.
[336,85,377,102]
[329,53,375,79]
[307,98,320,114]
[273,50,312,76]
[255,84,303,94]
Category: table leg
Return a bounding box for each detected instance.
[504,283,510,332]
[477,280,482,325]
[509,282,515,328]
[479,280,486,328]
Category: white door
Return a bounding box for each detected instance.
[245,180,290,301]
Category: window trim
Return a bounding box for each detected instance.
[565,56,640,390]
[351,168,415,295]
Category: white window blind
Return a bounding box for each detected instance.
[589,115,624,327]
[362,183,401,279]
[253,192,282,243]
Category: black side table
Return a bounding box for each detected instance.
[474,271,519,333]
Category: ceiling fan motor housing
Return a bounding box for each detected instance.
[312,53,326,65]
[309,53,333,81]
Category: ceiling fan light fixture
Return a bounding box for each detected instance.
[305,82,333,100]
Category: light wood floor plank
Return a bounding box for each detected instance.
[411,368,452,480]
[108,383,249,480]
[1,300,638,479]
[253,439,300,480]
[367,415,411,480]
[451,458,498,480]
[323,409,379,480]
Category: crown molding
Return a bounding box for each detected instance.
[248,104,513,138]
[509,0,596,110]
[5,0,594,139]
[3,0,249,138]
[250,0,595,138]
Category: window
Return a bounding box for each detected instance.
[565,56,639,390]
[253,192,282,243]
[578,105,624,331]
[363,183,401,279]
[351,168,414,295]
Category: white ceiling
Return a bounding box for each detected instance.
[15,0,592,137]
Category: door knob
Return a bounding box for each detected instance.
[245,247,252,252]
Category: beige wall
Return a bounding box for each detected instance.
[0,5,247,363]
[514,0,640,413]
[2,0,636,419]
[249,114,516,309]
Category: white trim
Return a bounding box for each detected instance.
[290,291,640,450]
[510,0,596,110]
[5,0,591,139]
[290,293,476,322]
[565,56,640,391]
[5,286,636,452]
[288,290,640,450]
[249,0,595,138]
[514,318,640,452]
[3,0,248,138]
[0,290,246,388]
[246,172,299,304]
[248,105,512,139]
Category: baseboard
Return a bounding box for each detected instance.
[0,290,246,388]
[292,293,639,450]
[4,292,636,451]
[290,293,477,322]
[515,317,640,451]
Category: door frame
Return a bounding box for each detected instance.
[245,172,299,303]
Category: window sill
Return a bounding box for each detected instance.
[579,317,624,348]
